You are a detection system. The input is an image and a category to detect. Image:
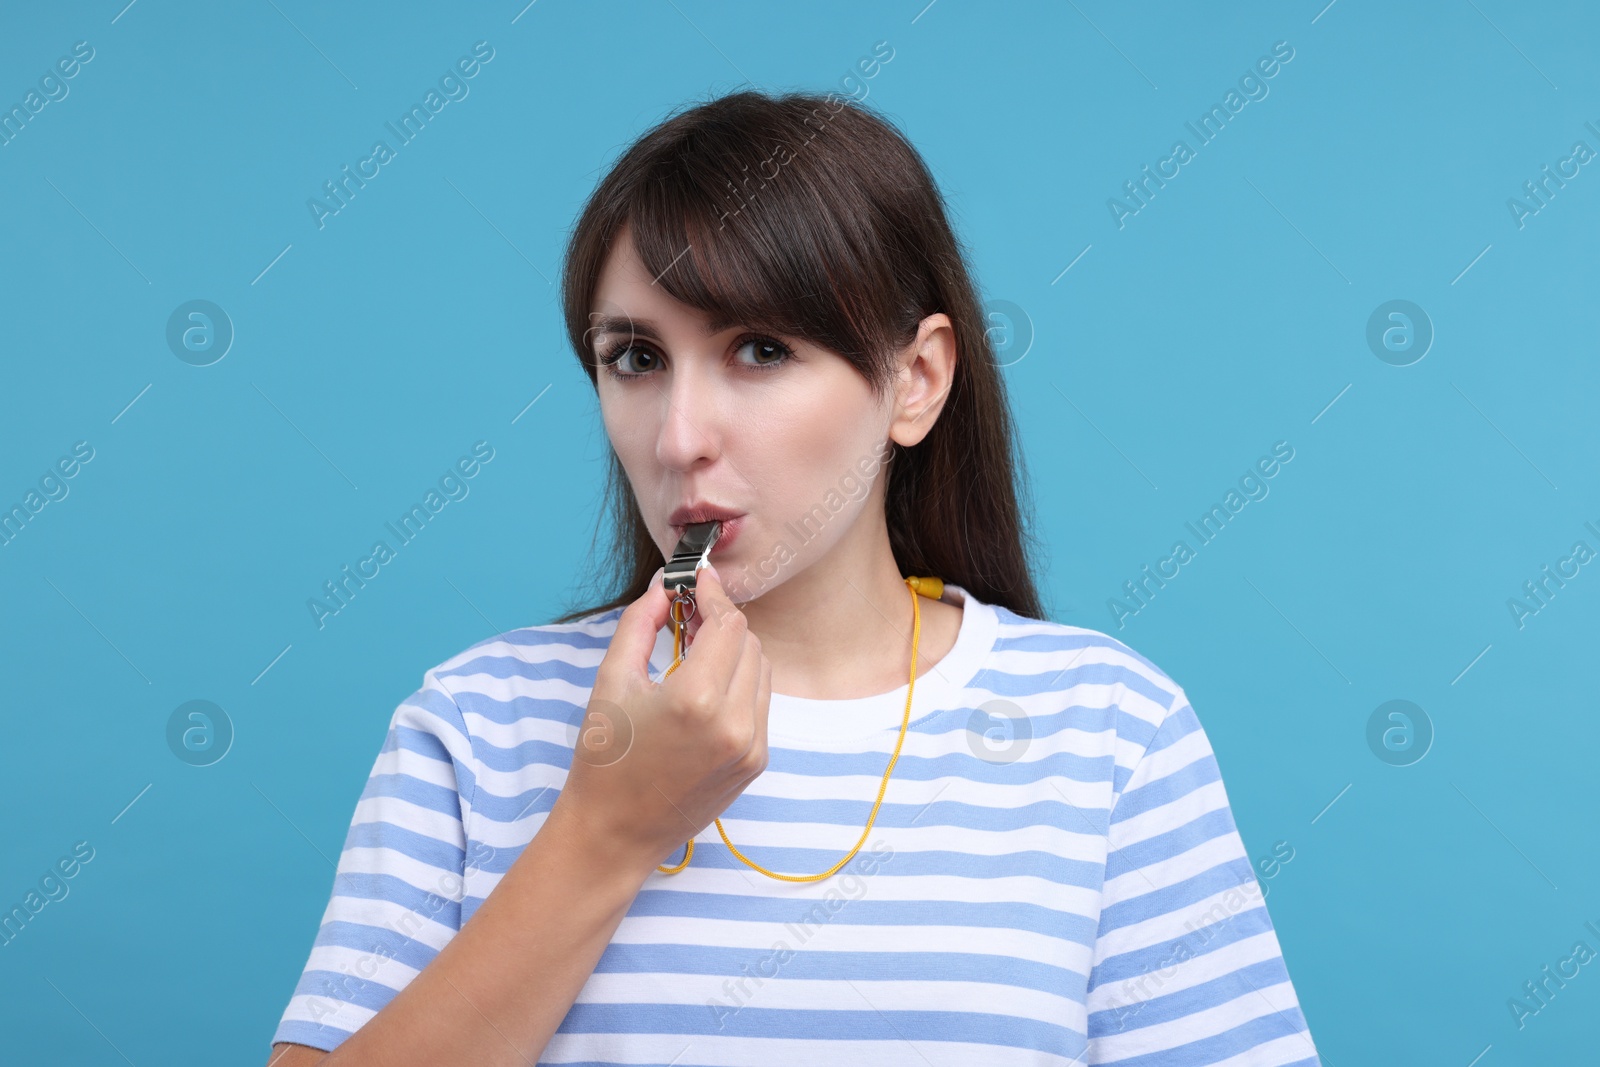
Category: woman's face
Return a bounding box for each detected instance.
[590,227,919,601]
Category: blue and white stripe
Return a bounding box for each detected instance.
[273,587,1320,1065]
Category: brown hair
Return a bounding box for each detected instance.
[552,88,1046,624]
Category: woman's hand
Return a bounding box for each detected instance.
[551,564,771,873]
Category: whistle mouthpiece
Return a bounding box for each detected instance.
[662,520,722,597]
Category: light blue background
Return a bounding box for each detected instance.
[2,1,1596,1063]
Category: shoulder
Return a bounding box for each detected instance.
[388,608,627,746]
[986,603,1187,712]
[980,606,1217,809]
[980,602,1195,755]
[422,607,627,692]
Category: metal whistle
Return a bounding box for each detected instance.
[662,521,721,660]
[662,520,722,598]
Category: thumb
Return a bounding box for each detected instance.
[605,567,669,683]
[685,563,737,637]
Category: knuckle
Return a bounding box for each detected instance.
[740,746,768,778]
[716,723,750,761]
[745,740,768,772]
[681,687,716,720]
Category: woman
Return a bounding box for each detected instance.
[268,89,1320,1065]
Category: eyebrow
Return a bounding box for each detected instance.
[587,315,740,347]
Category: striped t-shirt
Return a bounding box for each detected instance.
[272,583,1321,1065]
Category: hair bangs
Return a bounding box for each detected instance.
[619,145,898,400]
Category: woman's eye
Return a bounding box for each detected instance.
[603,344,658,376]
[736,336,793,370]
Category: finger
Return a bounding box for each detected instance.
[688,559,747,632]
[683,562,727,641]
[605,567,669,683]
[724,631,763,752]
[674,564,747,685]
[753,651,771,757]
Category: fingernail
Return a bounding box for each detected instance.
[704,563,720,582]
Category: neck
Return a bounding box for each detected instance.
[727,524,957,701]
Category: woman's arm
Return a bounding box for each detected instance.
[266,798,659,1066]
[267,566,770,1064]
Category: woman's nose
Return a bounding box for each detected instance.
[654,363,724,471]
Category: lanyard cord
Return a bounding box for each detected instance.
[654,575,942,882]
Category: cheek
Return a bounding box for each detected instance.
[600,396,655,506]
[600,387,650,461]
[796,380,885,468]
[742,380,865,469]
[752,378,885,512]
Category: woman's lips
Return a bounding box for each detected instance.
[672,515,743,554]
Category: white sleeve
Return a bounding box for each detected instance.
[1084,691,1321,1065]
[270,669,478,1052]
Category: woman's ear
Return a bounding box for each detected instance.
[888,313,956,448]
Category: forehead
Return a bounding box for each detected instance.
[594,224,653,291]
[593,230,680,317]
[590,227,734,342]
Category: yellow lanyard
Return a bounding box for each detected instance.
[655,575,943,882]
